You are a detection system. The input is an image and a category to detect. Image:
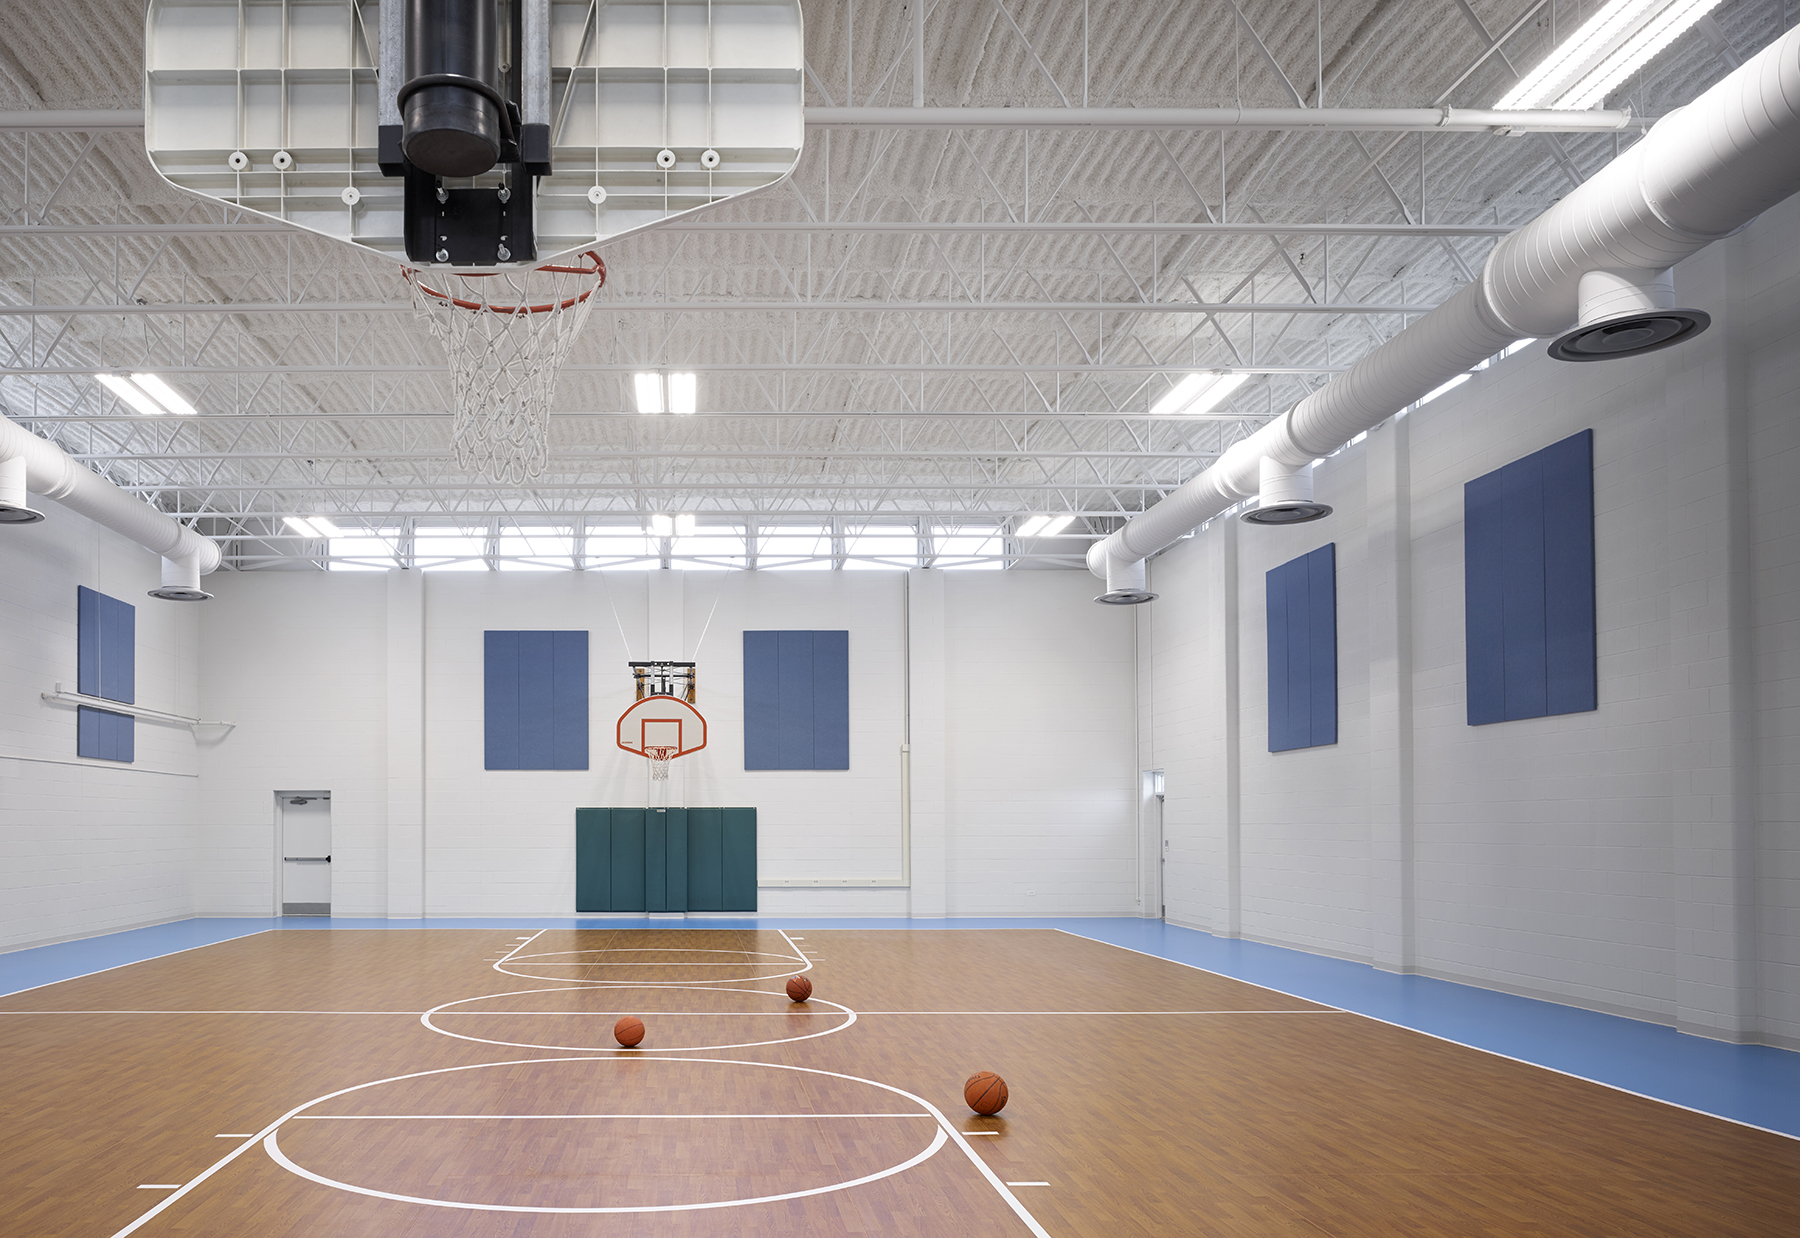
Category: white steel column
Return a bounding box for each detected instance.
[1666,244,1759,1042]
[1365,414,1416,973]
[906,567,948,917]
[384,569,426,918]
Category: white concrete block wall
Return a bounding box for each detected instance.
[1235,458,1373,959]
[1147,194,1800,1048]
[197,573,390,916]
[0,498,200,950]
[943,572,1137,916]
[182,563,1137,919]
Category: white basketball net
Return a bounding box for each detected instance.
[405,252,606,485]
[646,746,677,781]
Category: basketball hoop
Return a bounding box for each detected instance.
[645,745,678,781]
[404,251,606,485]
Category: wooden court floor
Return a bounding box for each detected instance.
[0,927,1795,1237]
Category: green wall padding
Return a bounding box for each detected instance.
[722,808,758,911]
[575,807,756,913]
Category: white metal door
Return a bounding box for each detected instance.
[280,793,332,916]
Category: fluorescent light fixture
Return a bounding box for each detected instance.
[674,513,697,537]
[1149,373,1211,417]
[307,516,344,538]
[668,372,697,415]
[97,373,169,416]
[130,373,197,416]
[1149,371,1250,416]
[284,516,322,538]
[1184,372,1249,414]
[633,373,664,414]
[649,513,674,538]
[1016,514,1077,538]
[1494,0,1723,112]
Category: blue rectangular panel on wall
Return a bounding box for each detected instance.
[76,586,135,762]
[812,630,851,768]
[775,630,816,768]
[77,706,134,763]
[1464,472,1507,725]
[1307,547,1338,747]
[742,632,780,769]
[485,630,589,770]
[743,630,850,770]
[550,630,589,768]
[1464,429,1596,725]
[1266,544,1337,753]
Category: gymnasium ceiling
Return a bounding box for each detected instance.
[0,0,1788,569]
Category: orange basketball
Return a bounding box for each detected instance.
[613,1015,644,1048]
[786,975,813,1002]
[964,1071,1008,1115]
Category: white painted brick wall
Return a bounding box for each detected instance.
[943,572,1138,917]
[197,572,390,916]
[0,499,200,950]
[1147,194,1800,1047]
[191,566,1134,918]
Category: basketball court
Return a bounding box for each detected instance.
[5,0,1800,1234]
[1,925,1794,1236]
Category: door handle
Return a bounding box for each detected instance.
[283,855,332,862]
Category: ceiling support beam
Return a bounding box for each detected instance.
[0,106,1645,135]
[0,221,1513,239]
[0,300,1432,317]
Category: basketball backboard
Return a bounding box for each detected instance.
[142,0,805,269]
[616,695,706,760]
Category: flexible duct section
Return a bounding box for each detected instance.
[0,415,222,599]
[1090,26,1800,600]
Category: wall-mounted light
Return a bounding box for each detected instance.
[97,373,198,416]
[633,372,698,415]
[1495,0,1724,112]
[1149,371,1249,417]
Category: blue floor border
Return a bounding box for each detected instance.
[4,914,1795,1139]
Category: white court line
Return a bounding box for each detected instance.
[421,984,857,1053]
[136,1184,182,1190]
[500,957,795,964]
[293,1112,934,1120]
[1050,928,1800,1146]
[214,1133,254,1138]
[491,929,545,973]
[964,1130,999,1136]
[252,1056,954,1217]
[775,928,811,973]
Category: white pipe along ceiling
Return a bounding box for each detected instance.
[0,417,221,600]
[1089,25,1800,604]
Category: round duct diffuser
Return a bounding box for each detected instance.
[1549,309,1709,362]
[1095,588,1158,605]
[1240,500,1332,526]
[0,499,46,524]
[147,584,214,601]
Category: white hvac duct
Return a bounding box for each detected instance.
[1090,26,1800,602]
[0,415,221,599]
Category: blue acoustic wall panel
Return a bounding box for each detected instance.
[484,630,589,769]
[1265,544,1338,753]
[743,630,850,770]
[76,586,135,762]
[1464,429,1596,725]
